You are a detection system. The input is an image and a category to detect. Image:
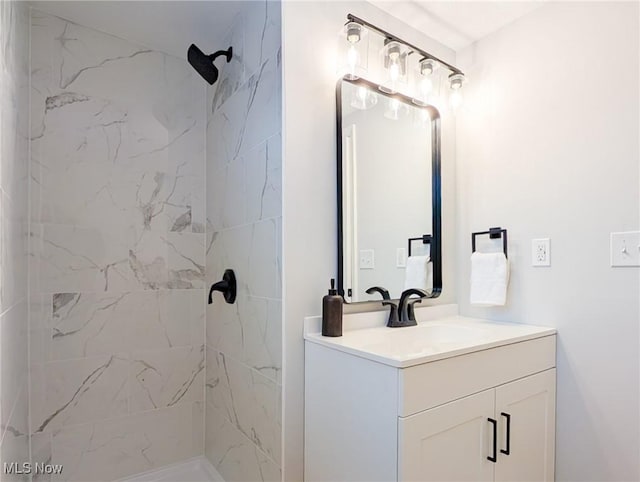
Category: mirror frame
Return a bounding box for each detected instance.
[336,76,442,303]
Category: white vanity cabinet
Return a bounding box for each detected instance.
[304,316,556,482]
[400,369,555,482]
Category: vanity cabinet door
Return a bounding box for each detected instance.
[398,389,495,482]
[494,369,556,482]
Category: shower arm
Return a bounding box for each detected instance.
[209,48,233,64]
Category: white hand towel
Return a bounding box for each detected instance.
[403,255,431,291]
[470,252,510,306]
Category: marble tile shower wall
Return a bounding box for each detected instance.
[29,11,207,481]
[204,2,282,482]
[0,1,30,476]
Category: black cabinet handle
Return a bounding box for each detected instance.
[500,412,511,455]
[487,418,497,463]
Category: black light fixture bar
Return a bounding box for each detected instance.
[347,13,465,77]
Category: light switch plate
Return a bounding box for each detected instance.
[359,249,375,270]
[611,231,640,267]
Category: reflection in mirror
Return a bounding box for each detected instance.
[337,78,441,303]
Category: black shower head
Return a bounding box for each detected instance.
[187,44,233,85]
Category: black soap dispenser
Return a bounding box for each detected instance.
[322,279,343,337]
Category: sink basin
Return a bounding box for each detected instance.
[359,323,491,358]
[304,315,556,368]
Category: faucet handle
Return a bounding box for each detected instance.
[406,298,423,323]
[208,269,237,304]
[381,300,400,326]
[366,286,391,300]
[400,288,429,299]
[399,288,428,308]
[399,288,429,324]
[366,287,401,327]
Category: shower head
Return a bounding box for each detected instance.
[187,44,233,85]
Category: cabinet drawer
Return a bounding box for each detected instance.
[398,335,556,417]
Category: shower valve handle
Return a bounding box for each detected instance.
[208,269,237,304]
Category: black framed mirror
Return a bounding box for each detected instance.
[337,76,442,303]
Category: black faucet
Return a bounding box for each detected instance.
[398,288,429,326]
[366,286,430,327]
[365,286,400,327]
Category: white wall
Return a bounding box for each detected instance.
[282,3,457,479]
[456,2,639,480]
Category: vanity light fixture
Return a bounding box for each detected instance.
[344,14,467,112]
[342,21,368,80]
[381,40,408,94]
[415,58,439,106]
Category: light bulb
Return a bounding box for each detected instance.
[449,73,466,90]
[347,44,359,78]
[420,58,438,76]
[381,41,407,93]
[420,77,433,99]
[450,90,463,110]
[389,62,400,83]
[387,43,401,61]
[414,58,439,105]
[340,22,367,80]
[448,73,466,111]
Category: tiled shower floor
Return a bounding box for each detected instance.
[119,457,223,482]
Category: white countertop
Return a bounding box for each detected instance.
[304,307,556,368]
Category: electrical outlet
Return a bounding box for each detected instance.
[359,249,375,270]
[532,238,551,267]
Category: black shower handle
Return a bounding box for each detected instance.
[208,269,237,304]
